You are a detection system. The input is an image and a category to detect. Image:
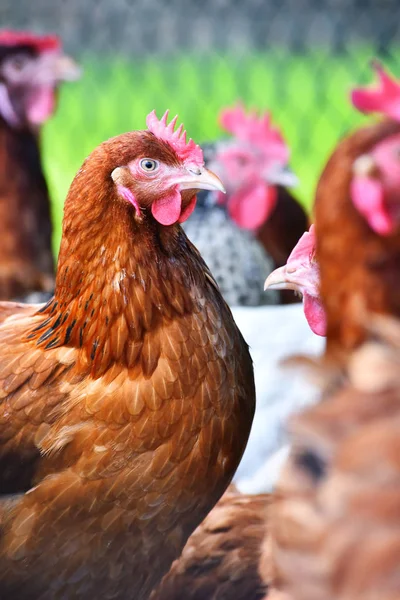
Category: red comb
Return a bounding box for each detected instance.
[351,61,400,121]
[146,110,204,166]
[219,103,290,164]
[0,30,61,52]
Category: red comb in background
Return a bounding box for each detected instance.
[146,110,204,167]
[219,103,290,164]
[351,60,400,122]
[0,30,61,52]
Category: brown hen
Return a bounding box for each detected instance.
[0,30,80,300]
[0,111,255,599]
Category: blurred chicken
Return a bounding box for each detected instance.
[151,486,270,600]
[0,30,80,300]
[270,316,400,600]
[0,111,255,599]
[266,62,400,356]
[183,105,308,306]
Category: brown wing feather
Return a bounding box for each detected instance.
[0,289,253,599]
[151,487,270,600]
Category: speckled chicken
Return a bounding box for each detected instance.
[0,30,80,300]
[0,111,255,599]
[183,105,308,306]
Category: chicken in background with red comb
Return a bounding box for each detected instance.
[0,110,255,599]
[265,61,400,354]
[0,29,80,300]
[183,104,308,307]
[264,225,325,336]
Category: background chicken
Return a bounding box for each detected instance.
[270,318,400,600]
[0,111,255,599]
[263,64,400,599]
[315,63,400,354]
[183,105,308,307]
[0,30,80,300]
[266,65,400,351]
[151,485,270,600]
[260,63,400,496]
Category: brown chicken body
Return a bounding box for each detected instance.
[315,119,400,353]
[151,486,269,600]
[0,31,80,300]
[0,119,54,299]
[0,119,255,598]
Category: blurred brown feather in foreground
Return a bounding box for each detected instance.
[0,111,255,598]
[270,315,400,600]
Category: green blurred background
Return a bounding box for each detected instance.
[2,0,400,252]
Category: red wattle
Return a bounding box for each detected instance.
[151,187,182,226]
[179,195,197,223]
[350,175,394,236]
[27,86,56,125]
[228,182,277,230]
[304,294,327,337]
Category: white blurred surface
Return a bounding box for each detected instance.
[231,303,325,493]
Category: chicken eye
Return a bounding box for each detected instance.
[140,158,159,172]
[9,54,29,72]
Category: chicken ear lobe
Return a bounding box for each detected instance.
[350,175,394,236]
[111,167,142,220]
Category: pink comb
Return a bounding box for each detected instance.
[0,30,60,53]
[146,110,204,167]
[351,61,400,121]
[287,224,316,265]
[219,103,290,164]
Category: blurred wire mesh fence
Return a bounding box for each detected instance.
[1,0,400,248]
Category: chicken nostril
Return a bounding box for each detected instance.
[188,167,202,176]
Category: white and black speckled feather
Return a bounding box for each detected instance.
[183,198,278,307]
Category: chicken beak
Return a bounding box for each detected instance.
[174,167,226,193]
[264,164,299,188]
[264,265,302,293]
[53,54,82,82]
